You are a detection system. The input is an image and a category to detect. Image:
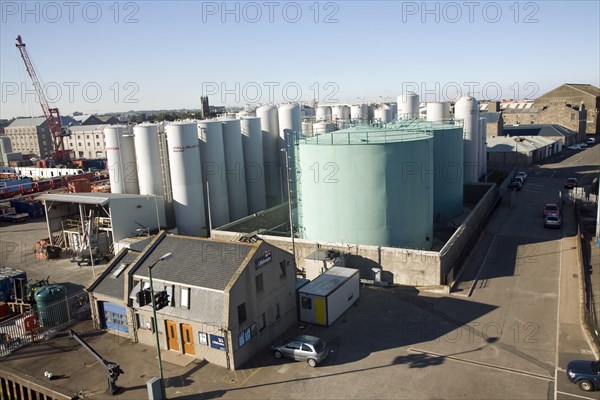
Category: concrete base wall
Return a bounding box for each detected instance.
[214,184,499,288]
[440,183,499,280]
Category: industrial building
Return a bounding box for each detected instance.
[493,84,599,141]
[87,232,297,370]
[487,135,560,169]
[39,192,166,258]
[63,124,109,159]
[4,116,79,159]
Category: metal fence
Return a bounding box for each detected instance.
[0,291,90,358]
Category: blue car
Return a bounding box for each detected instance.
[567,360,600,391]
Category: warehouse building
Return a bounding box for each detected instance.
[64,124,109,159]
[4,116,79,159]
[88,232,297,370]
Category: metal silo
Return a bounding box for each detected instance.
[104,125,139,194]
[256,104,281,206]
[133,123,164,197]
[350,104,368,121]
[454,96,480,183]
[221,119,249,221]
[398,92,420,119]
[313,122,336,135]
[316,106,332,122]
[240,117,267,214]
[432,124,464,219]
[297,128,433,249]
[426,102,450,122]
[166,122,205,236]
[390,102,398,120]
[479,117,487,179]
[198,120,230,228]
[302,121,314,137]
[375,105,392,123]
[278,103,301,202]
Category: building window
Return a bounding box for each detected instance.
[279,261,287,278]
[78,142,82,147]
[96,142,100,146]
[180,287,190,309]
[301,296,312,310]
[86,135,89,139]
[258,313,265,331]
[95,134,99,139]
[238,303,247,325]
[255,273,263,294]
[87,142,91,147]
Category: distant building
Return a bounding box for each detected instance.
[64,124,109,159]
[495,84,599,141]
[88,232,297,370]
[503,123,578,146]
[535,84,599,135]
[200,96,210,119]
[73,114,121,125]
[4,116,79,159]
[487,135,560,169]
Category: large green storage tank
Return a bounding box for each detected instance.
[35,284,68,327]
[431,123,464,219]
[297,126,434,249]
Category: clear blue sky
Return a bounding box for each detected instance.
[1,1,599,119]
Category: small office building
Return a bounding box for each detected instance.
[88,232,297,370]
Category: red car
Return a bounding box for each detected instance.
[543,204,560,218]
[564,177,578,189]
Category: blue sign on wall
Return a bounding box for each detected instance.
[210,334,226,351]
[255,250,272,270]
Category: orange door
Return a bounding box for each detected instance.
[181,324,195,355]
[165,320,179,351]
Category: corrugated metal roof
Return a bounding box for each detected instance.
[299,267,358,296]
[39,193,156,205]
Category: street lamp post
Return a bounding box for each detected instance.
[148,252,172,399]
[280,146,296,273]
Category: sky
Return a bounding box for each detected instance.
[1,0,599,119]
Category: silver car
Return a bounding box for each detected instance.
[272,335,328,367]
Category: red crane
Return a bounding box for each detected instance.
[15,35,70,164]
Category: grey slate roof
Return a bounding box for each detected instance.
[134,235,254,291]
[503,124,576,138]
[7,116,80,128]
[93,250,140,299]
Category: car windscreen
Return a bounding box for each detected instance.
[314,339,326,353]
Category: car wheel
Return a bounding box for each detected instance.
[307,358,317,367]
[578,380,594,391]
[273,350,283,359]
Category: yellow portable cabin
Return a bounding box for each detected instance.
[298,266,360,327]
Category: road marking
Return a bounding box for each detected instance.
[554,236,564,400]
[408,348,553,381]
[579,349,593,355]
[556,390,599,400]
[277,365,291,374]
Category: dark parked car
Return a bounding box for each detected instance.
[564,177,578,189]
[272,335,328,367]
[567,360,600,391]
[508,180,523,191]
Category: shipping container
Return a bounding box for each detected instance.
[298,267,360,327]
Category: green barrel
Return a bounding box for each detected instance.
[34,285,68,327]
